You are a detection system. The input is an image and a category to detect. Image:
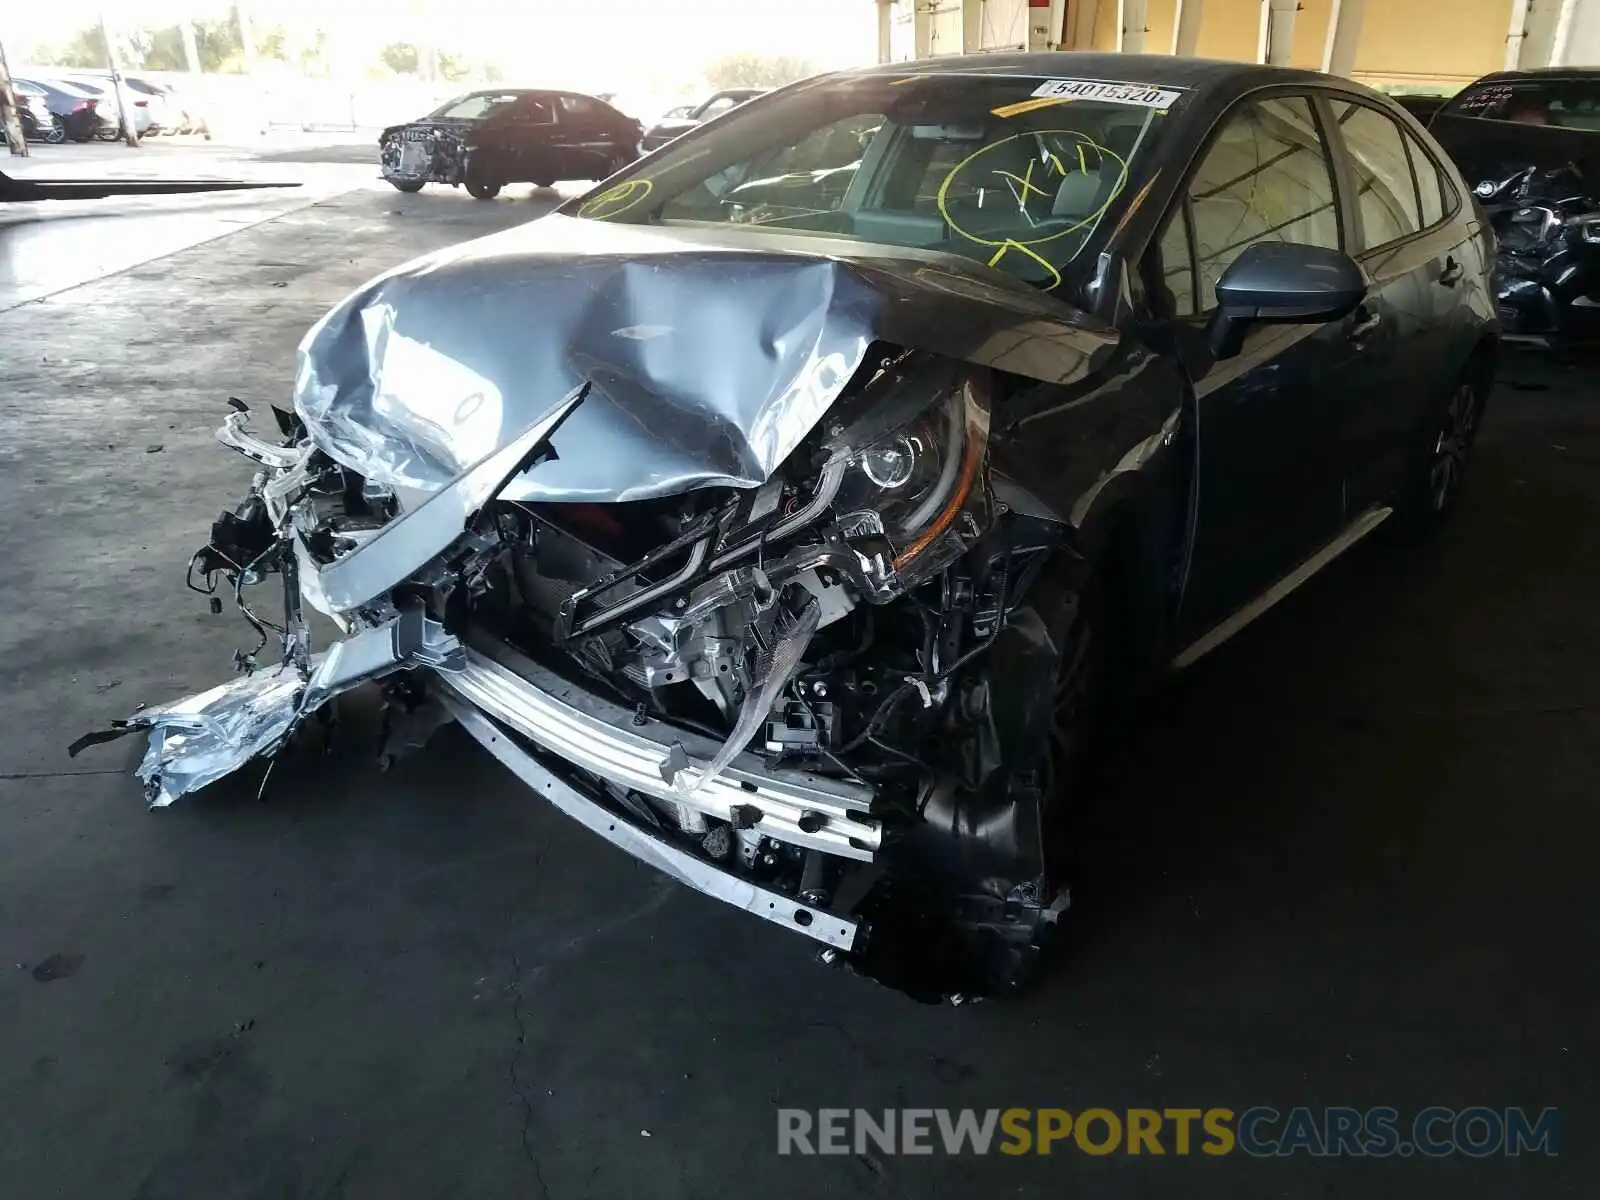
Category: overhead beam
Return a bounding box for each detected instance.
[1120,0,1149,53]
[1172,0,1205,56]
[1322,0,1367,76]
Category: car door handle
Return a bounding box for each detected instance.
[1348,308,1383,343]
[1438,256,1464,286]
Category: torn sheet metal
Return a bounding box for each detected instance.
[108,611,464,807]
[293,214,1118,501]
[124,667,307,808]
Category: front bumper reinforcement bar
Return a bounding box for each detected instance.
[443,697,864,953]
[441,638,878,860]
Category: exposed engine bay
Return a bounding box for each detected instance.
[75,348,1088,1001]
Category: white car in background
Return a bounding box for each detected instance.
[56,71,173,135]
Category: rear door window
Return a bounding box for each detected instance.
[1330,101,1422,249]
[1403,131,1452,228]
[558,96,608,123]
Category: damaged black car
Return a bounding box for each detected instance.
[1428,68,1600,339]
[379,88,643,198]
[83,55,1499,1002]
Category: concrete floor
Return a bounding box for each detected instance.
[0,157,1595,1198]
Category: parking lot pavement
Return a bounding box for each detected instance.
[0,184,1594,1199]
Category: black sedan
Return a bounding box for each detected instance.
[378,89,643,199]
[100,54,1498,1002]
[640,87,766,151]
[1427,68,1600,338]
[14,77,106,143]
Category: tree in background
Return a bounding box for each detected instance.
[379,42,421,75]
[34,19,290,75]
[705,53,819,90]
[32,27,111,69]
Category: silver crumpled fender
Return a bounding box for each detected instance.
[70,387,588,806]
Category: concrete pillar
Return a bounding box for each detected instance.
[1259,0,1299,64]
[1549,0,1583,64]
[180,19,202,74]
[1067,0,1101,48]
[1120,0,1149,52]
[878,0,895,62]
[99,13,140,146]
[1048,0,1070,48]
[0,38,29,157]
[235,3,258,74]
[914,0,935,56]
[963,0,983,52]
[1321,0,1366,76]
[1172,0,1205,55]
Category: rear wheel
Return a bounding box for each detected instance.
[1389,359,1490,541]
[388,179,425,194]
[45,117,66,145]
[465,178,502,200]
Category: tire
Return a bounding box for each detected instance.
[45,117,66,145]
[388,179,425,194]
[532,178,556,189]
[466,178,502,200]
[1388,358,1491,542]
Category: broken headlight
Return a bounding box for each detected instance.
[828,359,993,592]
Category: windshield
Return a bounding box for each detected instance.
[426,91,524,121]
[569,72,1183,291]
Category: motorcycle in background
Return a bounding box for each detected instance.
[1475,162,1600,338]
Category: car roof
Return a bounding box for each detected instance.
[847,51,1330,92]
[22,76,96,96]
[1465,67,1600,84]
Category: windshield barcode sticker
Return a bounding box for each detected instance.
[1030,80,1183,109]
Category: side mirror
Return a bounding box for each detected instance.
[1206,242,1368,361]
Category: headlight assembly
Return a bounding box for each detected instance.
[823,356,993,594]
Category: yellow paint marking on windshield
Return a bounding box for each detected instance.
[577,177,654,220]
[993,160,1052,203]
[990,96,1077,119]
[935,131,1129,251]
[1076,144,1088,174]
[986,241,1064,291]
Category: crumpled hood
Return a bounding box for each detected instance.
[294,214,1116,502]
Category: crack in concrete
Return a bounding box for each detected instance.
[0,768,126,780]
[507,948,553,1200]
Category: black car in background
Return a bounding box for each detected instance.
[1428,68,1600,337]
[130,55,1499,1000]
[379,89,642,199]
[14,77,107,142]
[640,87,767,151]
